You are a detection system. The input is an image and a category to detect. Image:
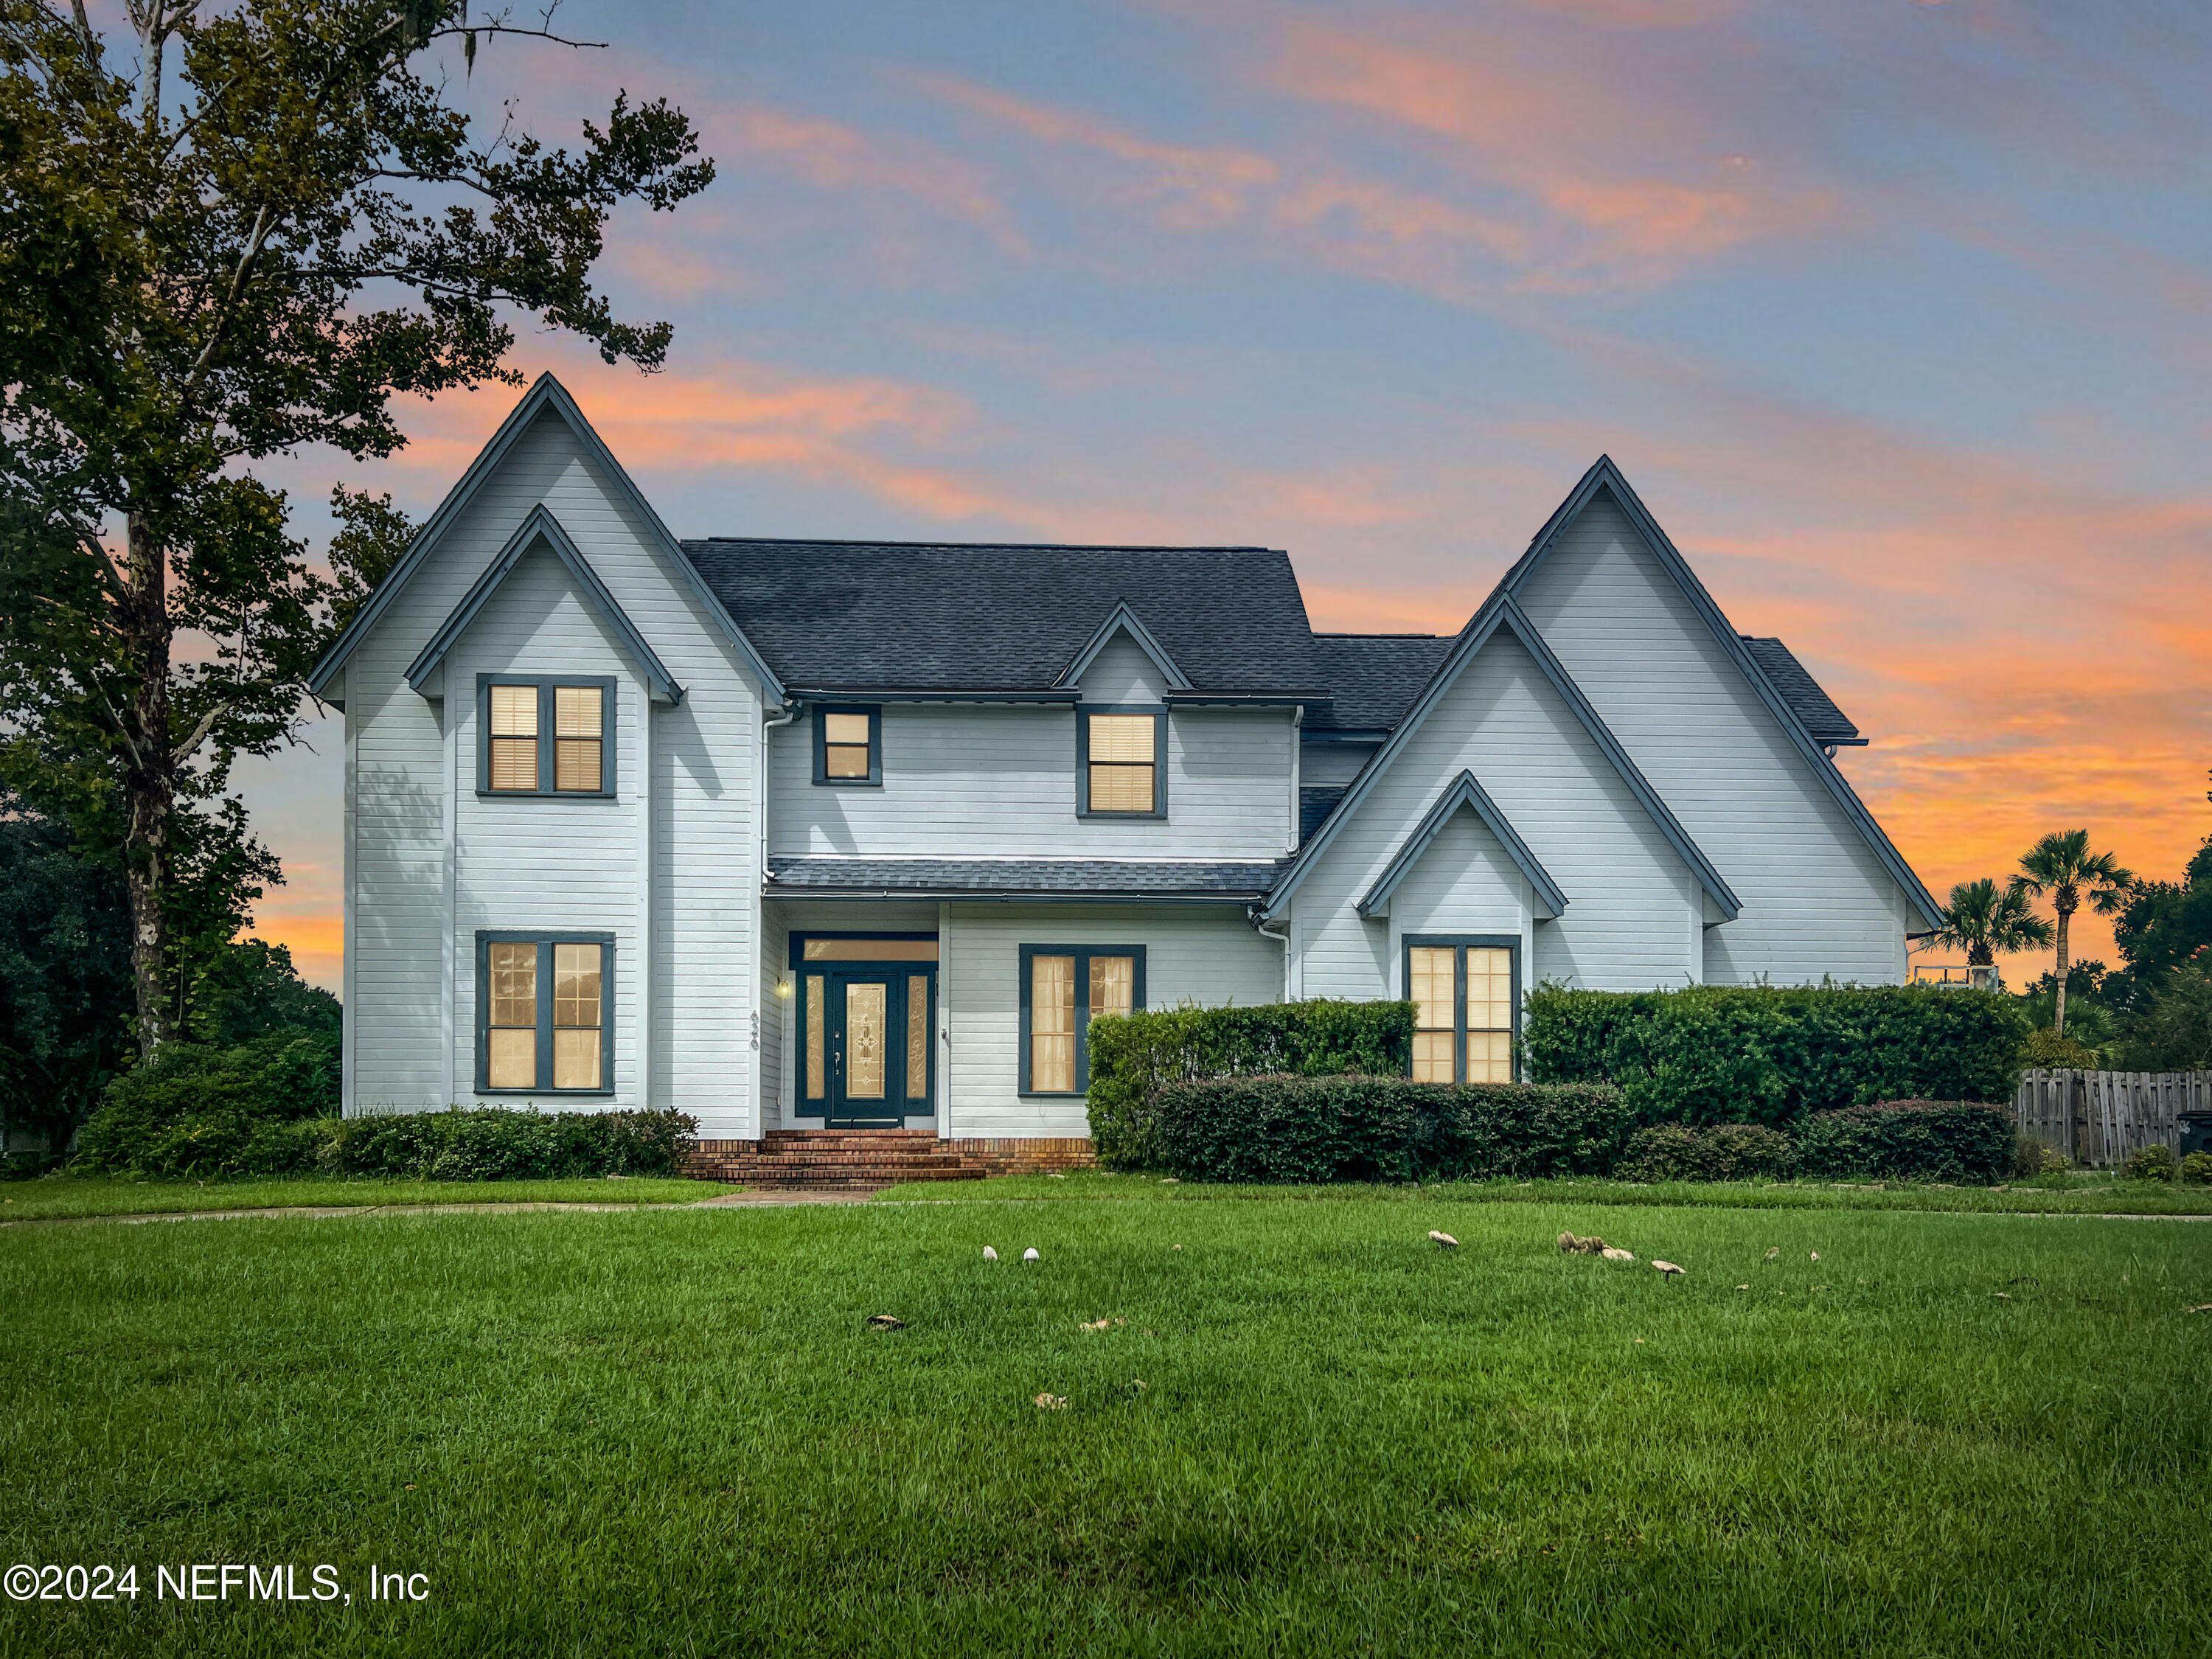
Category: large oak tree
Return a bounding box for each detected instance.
[0,0,714,1054]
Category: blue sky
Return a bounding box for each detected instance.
[237,0,2212,986]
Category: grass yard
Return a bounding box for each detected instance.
[883,1167,2212,1217]
[0,1175,735,1222]
[4,1193,2208,1657]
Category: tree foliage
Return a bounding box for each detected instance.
[2010,830,2132,1037]
[1931,876,2052,970]
[0,0,713,1053]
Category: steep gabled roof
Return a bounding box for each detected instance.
[1263,591,1739,922]
[680,538,1320,695]
[1738,636,1863,745]
[405,505,683,702]
[307,375,783,703]
[1057,602,1192,692]
[1498,456,1939,927]
[1359,771,1568,920]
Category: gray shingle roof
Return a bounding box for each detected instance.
[683,539,1320,694]
[1739,637,1863,745]
[1303,635,1453,733]
[766,857,1285,898]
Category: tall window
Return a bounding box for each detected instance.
[1079,709,1165,816]
[1405,936,1518,1085]
[479,678,612,796]
[813,705,881,786]
[477,933,613,1093]
[1021,945,1144,1093]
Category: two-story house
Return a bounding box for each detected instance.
[310,374,1941,1164]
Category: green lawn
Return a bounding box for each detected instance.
[4,1194,2209,1655]
[0,1174,734,1221]
[881,1166,2212,1216]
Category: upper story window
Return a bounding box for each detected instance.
[813,706,882,787]
[1077,708,1166,818]
[478,677,613,797]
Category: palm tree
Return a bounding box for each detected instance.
[2011,830,2133,1035]
[1930,877,2053,989]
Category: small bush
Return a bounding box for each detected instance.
[1524,984,2028,1126]
[2020,1026,2102,1069]
[1794,1099,2014,1185]
[2180,1151,2212,1186]
[1088,1000,1414,1169]
[2013,1135,2068,1179]
[1150,1074,1632,1184]
[1618,1121,1795,1183]
[2124,1144,2178,1182]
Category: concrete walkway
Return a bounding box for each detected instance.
[2,1188,881,1227]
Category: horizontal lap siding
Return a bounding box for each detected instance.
[1513,497,1907,985]
[771,704,1290,859]
[345,407,764,1121]
[1295,636,1699,1000]
[943,902,1283,1138]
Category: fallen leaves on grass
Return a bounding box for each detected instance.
[1034,1394,1068,1411]
[1653,1261,1686,1276]
[2188,1304,2212,1315]
[1080,1318,1127,1331]
[867,1315,906,1330]
[1559,1232,1607,1255]
[1992,1293,2011,1301]
[1601,1247,1635,1262]
[1736,1284,1750,1291]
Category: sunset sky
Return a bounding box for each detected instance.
[233,0,2212,992]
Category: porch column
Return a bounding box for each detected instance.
[937,900,953,1139]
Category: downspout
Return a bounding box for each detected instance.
[1254,908,1293,1004]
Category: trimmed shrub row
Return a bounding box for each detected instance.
[1151,1074,2014,1185]
[81,1105,700,1182]
[1088,999,1413,1169]
[1152,1074,1630,1184]
[1523,984,2028,1124]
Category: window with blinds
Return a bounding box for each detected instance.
[813,706,881,785]
[1403,938,1518,1085]
[1080,710,1163,815]
[479,679,611,795]
[1020,945,1144,1093]
[477,933,613,1093]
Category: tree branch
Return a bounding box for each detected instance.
[428,21,608,50]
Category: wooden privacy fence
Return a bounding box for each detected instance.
[2013,1070,2212,1166]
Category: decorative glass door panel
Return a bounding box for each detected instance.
[821,967,933,1125]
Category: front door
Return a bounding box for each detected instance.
[824,968,934,1127]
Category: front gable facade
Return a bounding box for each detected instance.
[324,379,1937,1140]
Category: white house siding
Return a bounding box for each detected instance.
[768,703,1293,860]
[942,902,1284,1138]
[1077,631,1169,705]
[1291,632,1702,1004]
[342,406,768,1125]
[1512,494,1910,985]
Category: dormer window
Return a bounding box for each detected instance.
[813,706,882,786]
[1077,708,1165,817]
[478,678,613,796]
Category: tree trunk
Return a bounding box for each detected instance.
[121,508,175,1060]
[2052,902,2073,1037]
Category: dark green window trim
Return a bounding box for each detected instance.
[1075,705,1167,819]
[812,704,883,787]
[1401,934,1521,1085]
[475,675,616,799]
[1018,943,1147,1096]
[474,931,615,1096]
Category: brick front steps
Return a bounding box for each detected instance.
[684,1132,1096,1189]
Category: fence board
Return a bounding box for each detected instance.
[2011,1069,2208,1165]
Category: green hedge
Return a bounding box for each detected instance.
[1087,1000,1413,1169]
[72,1032,339,1178]
[319,1107,699,1180]
[1792,1100,2014,1183]
[1618,1121,1795,1182]
[1523,984,2028,1125]
[1150,1074,1632,1183]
